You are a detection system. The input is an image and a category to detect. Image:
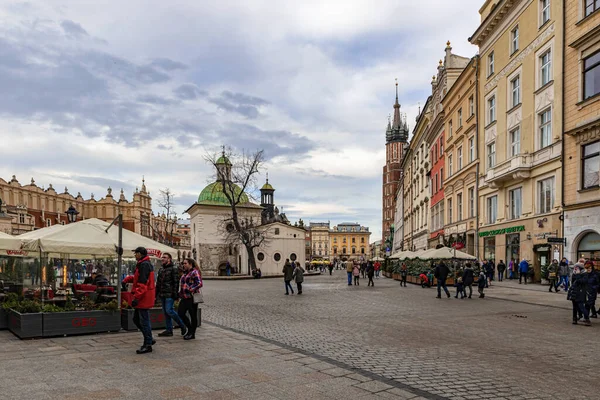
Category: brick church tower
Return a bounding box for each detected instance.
[382,82,408,250]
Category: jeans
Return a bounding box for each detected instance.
[498,272,504,281]
[437,279,450,297]
[519,272,528,284]
[558,275,569,290]
[375,270,380,278]
[368,276,374,286]
[572,301,589,321]
[226,268,231,276]
[177,297,198,335]
[161,297,185,332]
[354,276,359,285]
[347,272,353,285]
[285,280,294,294]
[465,284,473,298]
[133,308,153,346]
[401,275,407,286]
[296,282,302,293]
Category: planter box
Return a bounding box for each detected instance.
[8,309,43,339]
[392,273,400,281]
[121,308,202,331]
[0,308,8,330]
[42,310,121,337]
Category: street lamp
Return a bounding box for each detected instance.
[65,204,79,223]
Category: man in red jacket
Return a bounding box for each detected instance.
[125,247,156,354]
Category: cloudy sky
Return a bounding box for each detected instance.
[0,0,483,242]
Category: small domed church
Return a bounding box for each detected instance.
[185,154,306,276]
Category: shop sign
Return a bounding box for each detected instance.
[147,248,163,258]
[478,225,525,238]
[452,243,465,250]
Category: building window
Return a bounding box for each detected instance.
[488,51,495,76]
[343,238,346,243]
[352,247,356,254]
[584,50,600,100]
[511,25,519,54]
[458,108,463,128]
[469,137,475,162]
[539,108,552,149]
[469,95,474,116]
[46,218,51,227]
[352,237,356,243]
[540,0,550,25]
[509,188,522,220]
[448,154,453,177]
[457,193,463,221]
[361,237,365,243]
[538,177,555,214]
[458,146,463,170]
[333,238,337,243]
[448,199,453,224]
[540,50,551,87]
[511,76,520,107]
[448,120,453,136]
[487,196,498,224]
[19,214,25,224]
[274,228,280,235]
[582,141,600,189]
[274,252,281,262]
[257,252,265,261]
[440,168,444,188]
[487,95,496,124]
[510,127,521,157]
[61,221,65,225]
[487,142,496,168]
[586,0,600,16]
[440,140,444,155]
[468,187,475,218]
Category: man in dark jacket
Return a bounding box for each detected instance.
[124,247,156,354]
[282,259,294,295]
[497,260,506,282]
[568,263,590,325]
[434,261,451,299]
[462,263,475,299]
[156,253,187,337]
[584,261,598,319]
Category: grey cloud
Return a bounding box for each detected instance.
[150,58,187,71]
[173,83,207,100]
[82,51,171,85]
[221,91,269,106]
[61,20,88,37]
[209,90,270,119]
[60,175,136,195]
[157,144,173,151]
[209,98,260,119]
[137,94,179,105]
[293,168,353,180]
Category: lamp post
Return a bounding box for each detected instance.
[65,204,79,223]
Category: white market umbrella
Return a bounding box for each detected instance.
[416,246,476,261]
[371,256,385,261]
[0,231,24,255]
[389,250,416,260]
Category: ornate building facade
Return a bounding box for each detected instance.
[330,223,371,262]
[309,222,330,261]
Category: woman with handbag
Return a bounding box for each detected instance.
[178,258,203,340]
[547,260,559,292]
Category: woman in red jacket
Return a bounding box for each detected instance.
[178,258,203,340]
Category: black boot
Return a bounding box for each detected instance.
[136,345,152,354]
[184,333,196,340]
[158,330,173,337]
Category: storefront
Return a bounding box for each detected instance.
[505,233,520,266]
[577,231,600,267]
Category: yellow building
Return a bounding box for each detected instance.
[470,0,564,279]
[330,223,371,261]
[563,1,600,265]
[442,56,479,256]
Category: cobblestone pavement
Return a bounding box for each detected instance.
[1,324,421,399]
[201,271,600,400]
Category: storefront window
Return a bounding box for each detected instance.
[484,237,496,262]
[578,231,600,267]
[506,233,520,266]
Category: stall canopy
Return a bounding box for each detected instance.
[371,256,385,261]
[0,231,23,254]
[388,251,415,260]
[18,218,176,258]
[416,246,476,261]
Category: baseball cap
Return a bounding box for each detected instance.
[133,247,148,256]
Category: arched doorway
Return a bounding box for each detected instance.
[578,231,600,267]
[218,262,228,276]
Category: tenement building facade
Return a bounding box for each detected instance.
[470,0,564,279]
[309,222,330,261]
[563,0,600,265]
[330,222,371,262]
[442,55,479,256]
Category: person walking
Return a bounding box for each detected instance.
[454,273,465,299]
[519,258,529,284]
[328,262,333,276]
[178,258,203,340]
[508,258,515,280]
[292,262,305,294]
[225,261,231,276]
[367,262,375,287]
[547,259,560,293]
[497,260,506,282]
[374,261,381,279]
[346,262,353,286]
[568,263,590,325]
[477,270,486,298]
[558,258,570,291]
[400,263,408,287]
[128,247,156,354]
[283,259,295,295]
[156,253,187,337]
[462,263,474,299]
[434,261,451,299]
[484,260,493,287]
[360,262,366,279]
[353,263,360,286]
[584,260,598,318]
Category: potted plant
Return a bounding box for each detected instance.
[8,300,43,339]
[42,299,121,338]
[0,293,19,330]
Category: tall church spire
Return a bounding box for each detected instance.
[392,79,401,130]
[387,80,408,143]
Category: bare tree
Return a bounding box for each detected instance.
[205,148,268,273]
[156,188,176,245]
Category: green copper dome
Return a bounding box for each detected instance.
[216,155,232,165]
[261,182,274,191]
[198,182,249,205]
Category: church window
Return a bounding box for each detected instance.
[274,253,281,262]
[274,228,280,235]
[226,223,235,233]
[290,253,297,261]
[257,252,265,261]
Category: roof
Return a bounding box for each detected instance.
[216,155,232,165]
[261,182,274,191]
[198,181,249,206]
